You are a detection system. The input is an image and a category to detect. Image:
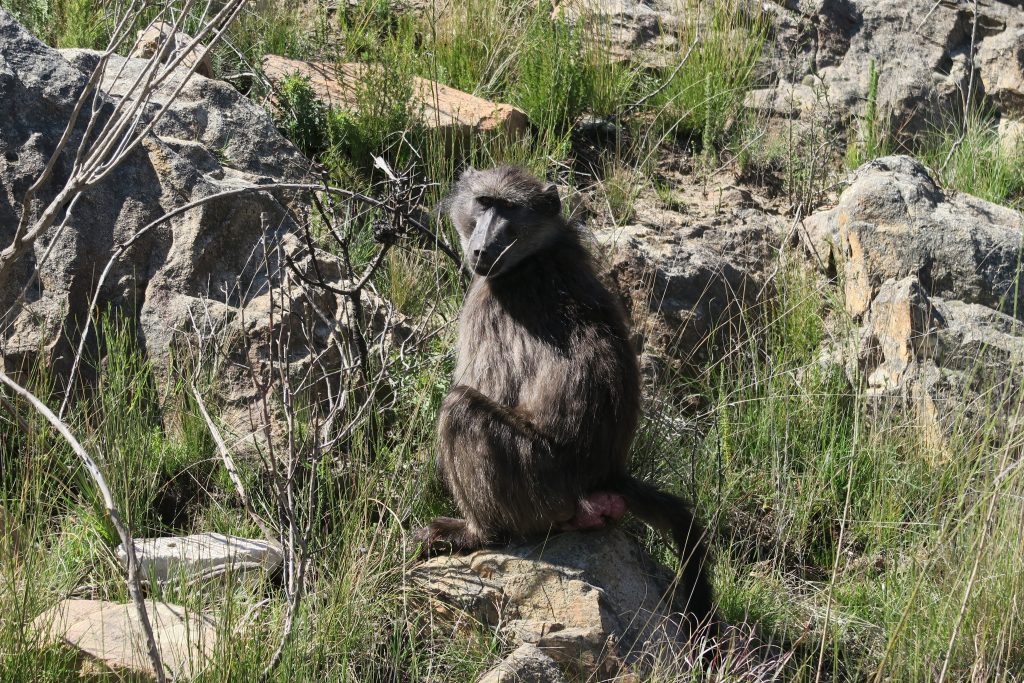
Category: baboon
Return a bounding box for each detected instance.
[416,166,712,620]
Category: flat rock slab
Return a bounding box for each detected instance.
[261,55,529,144]
[116,533,282,584]
[34,599,216,680]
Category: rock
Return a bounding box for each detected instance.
[1,13,400,447]
[857,276,939,392]
[596,183,782,380]
[116,533,283,585]
[552,0,684,66]
[761,0,1024,139]
[62,49,308,180]
[410,529,701,679]
[0,11,307,374]
[744,83,819,118]
[804,156,1024,319]
[476,644,568,683]
[978,24,1024,118]
[855,274,1024,444]
[799,205,839,274]
[130,20,213,78]
[807,158,1024,443]
[998,116,1024,153]
[34,599,216,680]
[261,55,529,146]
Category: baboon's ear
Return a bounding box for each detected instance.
[459,167,477,181]
[536,183,561,216]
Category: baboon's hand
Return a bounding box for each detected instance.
[412,516,480,558]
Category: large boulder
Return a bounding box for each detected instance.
[1,10,304,373]
[803,156,1024,320]
[759,0,1024,141]
[0,13,400,439]
[977,23,1024,118]
[854,276,1024,444]
[804,156,1024,442]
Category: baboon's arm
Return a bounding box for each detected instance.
[438,385,580,530]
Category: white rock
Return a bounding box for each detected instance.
[116,533,282,584]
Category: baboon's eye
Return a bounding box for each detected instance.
[478,196,515,211]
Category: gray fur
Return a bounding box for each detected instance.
[418,166,713,620]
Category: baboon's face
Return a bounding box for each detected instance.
[448,167,562,279]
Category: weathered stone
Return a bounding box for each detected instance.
[33,599,216,680]
[799,205,839,274]
[804,156,1024,320]
[596,183,782,380]
[476,644,568,683]
[130,20,213,78]
[261,55,529,145]
[62,49,309,180]
[553,0,684,66]
[744,83,819,118]
[116,533,283,585]
[857,276,939,392]
[1,13,404,452]
[978,24,1024,118]
[0,13,309,375]
[998,116,1024,153]
[761,0,986,140]
[410,529,702,680]
[855,274,1024,445]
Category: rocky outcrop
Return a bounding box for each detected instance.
[553,0,684,66]
[129,21,213,78]
[597,181,783,380]
[410,529,705,681]
[977,22,1024,118]
[1,10,303,373]
[854,276,1024,444]
[261,55,529,146]
[761,0,1024,141]
[0,13,403,444]
[803,156,1024,319]
[804,156,1024,442]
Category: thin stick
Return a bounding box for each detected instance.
[191,386,277,543]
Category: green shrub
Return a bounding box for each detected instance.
[274,73,330,158]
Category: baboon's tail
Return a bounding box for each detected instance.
[611,477,714,622]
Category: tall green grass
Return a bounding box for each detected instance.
[664,264,1024,679]
[919,111,1024,209]
[650,0,769,150]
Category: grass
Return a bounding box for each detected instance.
[4,0,1024,680]
[918,110,1024,209]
